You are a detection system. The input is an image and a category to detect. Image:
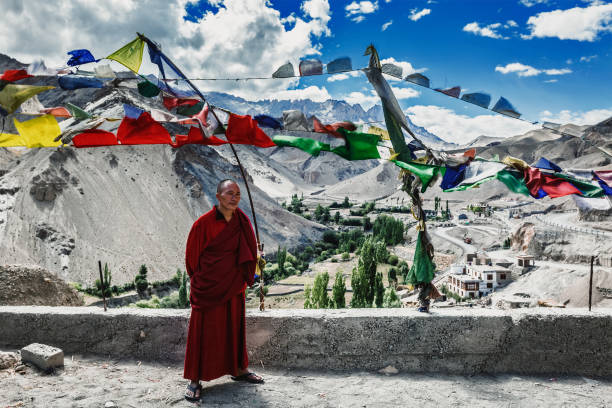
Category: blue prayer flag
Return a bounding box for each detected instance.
[326,57,352,74]
[254,115,282,129]
[533,157,562,172]
[492,97,520,118]
[58,75,104,90]
[461,92,491,109]
[67,49,99,66]
[123,104,144,119]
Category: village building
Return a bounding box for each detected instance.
[445,261,512,298]
[517,254,535,267]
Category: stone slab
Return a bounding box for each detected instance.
[20,343,64,371]
[0,306,611,376]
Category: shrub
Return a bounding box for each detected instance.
[387,254,399,266]
[135,264,149,295]
[373,215,405,246]
[341,252,350,261]
[383,287,402,308]
[322,230,340,247]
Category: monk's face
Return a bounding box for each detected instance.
[216,182,241,213]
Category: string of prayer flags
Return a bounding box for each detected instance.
[404,73,430,88]
[435,86,461,98]
[106,37,145,73]
[225,114,276,148]
[271,135,331,156]
[13,114,62,148]
[312,117,356,139]
[444,160,506,191]
[299,59,323,76]
[381,63,402,79]
[58,75,104,90]
[461,92,491,109]
[67,49,99,66]
[254,115,282,130]
[272,62,294,78]
[326,57,352,74]
[117,111,172,145]
[0,69,33,82]
[492,97,521,118]
[0,84,54,114]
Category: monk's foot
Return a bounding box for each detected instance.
[185,381,202,402]
[231,372,264,384]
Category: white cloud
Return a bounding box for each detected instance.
[381,20,393,31]
[544,79,558,83]
[463,22,507,39]
[0,0,332,101]
[409,8,431,21]
[327,71,361,82]
[379,57,425,81]
[580,54,598,62]
[345,1,379,23]
[524,3,612,41]
[495,62,572,77]
[405,105,538,144]
[539,108,612,126]
[519,0,548,7]
[265,85,332,102]
[506,19,518,27]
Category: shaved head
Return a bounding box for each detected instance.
[217,179,238,193]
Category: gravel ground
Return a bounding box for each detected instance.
[2,355,611,407]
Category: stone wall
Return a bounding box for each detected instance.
[1,306,611,376]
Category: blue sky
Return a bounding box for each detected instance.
[1,0,611,142]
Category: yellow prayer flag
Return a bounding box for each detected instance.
[0,133,26,147]
[13,114,62,148]
[0,84,55,114]
[502,155,528,171]
[368,125,390,141]
[106,37,145,73]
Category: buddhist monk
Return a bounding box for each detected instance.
[183,179,263,402]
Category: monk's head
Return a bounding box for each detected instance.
[216,179,240,213]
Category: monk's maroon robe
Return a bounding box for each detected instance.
[183,206,256,381]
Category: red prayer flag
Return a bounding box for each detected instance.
[0,69,33,82]
[117,111,172,145]
[524,167,581,198]
[171,126,227,148]
[162,96,200,111]
[225,114,276,148]
[40,107,71,118]
[312,117,356,139]
[72,129,118,148]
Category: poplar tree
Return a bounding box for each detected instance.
[311,271,330,308]
[374,272,384,307]
[332,271,346,308]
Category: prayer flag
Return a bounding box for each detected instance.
[72,129,118,148]
[435,86,461,98]
[107,37,145,73]
[572,195,612,211]
[405,231,435,285]
[171,126,227,148]
[333,128,381,161]
[123,104,144,119]
[67,49,98,66]
[137,80,160,97]
[404,73,430,88]
[117,111,172,145]
[495,169,530,196]
[177,101,204,117]
[271,135,330,156]
[65,102,92,120]
[381,63,402,79]
[225,114,276,148]
[554,173,604,198]
[13,114,61,148]
[461,92,491,109]
[40,107,71,118]
[163,96,200,111]
[58,75,104,90]
[365,125,390,140]
[282,110,309,131]
[0,69,33,82]
[440,164,467,190]
[272,62,294,78]
[492,97,520,118]
[0,84,54,114]
[393,160,445,192]
[524,167,581,198]
[312,117,356,139]
[0,133,25,147]
[299,59,323,76]
[19,95,45,114]
[254,115,282,130]
[326,57,352,74]
[533,157,562,172]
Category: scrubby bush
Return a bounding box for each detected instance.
[383,287,402,308]
[387,254,399,266]
[135,264,149,295]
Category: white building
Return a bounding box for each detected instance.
[445,263,511,298]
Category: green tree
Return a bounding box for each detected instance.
[363,216,372,231]
[178,269,188,308]
[383,287,402,308]
[374,272,384,307]
[398,261,410,284]
[332,271,346,308]
[334,211,341,223]
[350,266,368,308]
[303,284,312,309]
[374,239,389,264]
[373,215,404,246]
[322,207,331,223]
[135,264,149,296]
[311,271,330,308]
[342,196,350,208]
[95,263,113,298]
[277,246,287,278]
[388,267,398,288]
[314,204,324,221]
[358,237,378,305]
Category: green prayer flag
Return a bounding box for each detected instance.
[0,84,54,114]
[177,101,204,116]
[65,102,92,120]
[107,37,145,73]
[496,169,530,196]
[334,128,381,160]
[393,160,445,193]
[405,231,435,285]
[137,80,160,97]
[554,173,604,198]
[442,175,496,192]
[271,135,330,156]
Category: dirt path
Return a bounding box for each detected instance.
[2,355,611,407]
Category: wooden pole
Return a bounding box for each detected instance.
[589,255,594,312]
[98,260,107,312]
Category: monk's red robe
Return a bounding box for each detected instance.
[183,206,257,381]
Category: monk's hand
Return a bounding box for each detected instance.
[257,256,266,271]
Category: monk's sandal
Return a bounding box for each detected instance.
[185,383,202,402]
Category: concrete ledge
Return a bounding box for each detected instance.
[1,307,611,376]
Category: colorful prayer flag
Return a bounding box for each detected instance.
[326,57,352,74]
[492,97,520,118]
[404,73,430,88]
[225,114,276,148]
[461,92,491,109]
[0,84,54,114]
[0,133,25,147]
[0,69,33,82]
[405,231,435,285]
[271,135,330,156]
[435,86,461,98]
[312,117,356,139]
[67,49,99,66]
[272,62,294,78]
[299,59,323,76]
[72,129,118,148]
[393,160,445,192]
[58,75,104,90]
[117,111,171,145]
[107,37,145,73]
[13,114,62,148]
[333,128,381,161]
